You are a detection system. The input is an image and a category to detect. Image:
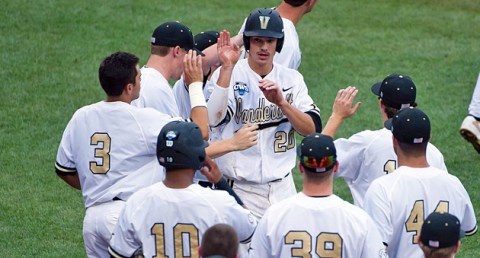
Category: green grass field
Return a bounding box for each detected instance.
[1,0,479,256]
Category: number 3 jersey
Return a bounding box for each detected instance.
[108,182,257,258]
[208,59,320,183]
[55,101,175,208]
[248,193,387,258]
[364,166,477,258]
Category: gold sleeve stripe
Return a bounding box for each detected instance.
[55,162,77,173]
[465,225,478,236]
[108,246,128,258]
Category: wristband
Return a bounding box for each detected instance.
[188,81,207,108]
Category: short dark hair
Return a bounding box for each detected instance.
[284,0,308,7]
[98,52,139,96]
[201,224,239,258]
[151,45,172,57]
[381,98,418,118]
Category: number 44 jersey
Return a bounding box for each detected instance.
[364,166,477,258]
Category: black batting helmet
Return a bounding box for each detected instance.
[156,121,208,170]
[243,8,284,53]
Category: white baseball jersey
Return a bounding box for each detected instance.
[238,17,301,70]
[364,166,477,258]
[468,72,480,117]
[108,182,257,258]
[131,66,180,116]
[208,59,320,183]
[55,101,174,208]
[172,78,212,120]
[334,128,447,208]
[248,193,388,258]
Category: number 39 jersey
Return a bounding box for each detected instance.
[209,59,320,183]
[364,166,478,258]
[108,182,257,258]
[248,193,387,258]
[55,101,175,208]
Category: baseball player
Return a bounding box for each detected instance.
[54,52,185,258]
[321,74,447,208]
[364,107,477,258]
[418,212,463,258]
[199,224,240,258]
[206,8,321,218]
[172,30,259,186]
[248,133,387,258]
[108,121,257,258]
[460,72,480,153]
[132,21,209,139]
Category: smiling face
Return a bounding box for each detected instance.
[247,36,277,74]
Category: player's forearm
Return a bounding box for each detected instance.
[207,85,229,126]
[57,174,81,190]
[206,140,235,159]
[190,107,209,140]
[321,114,344,138]
[278,101,315,136]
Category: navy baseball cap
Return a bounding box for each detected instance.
[297,133,337,173]
[371,73,416,109]
[420,212,463,248]
[151,21,205,56]
[157,121,208,170]
[384,107,430,144]
[194,31,219,51]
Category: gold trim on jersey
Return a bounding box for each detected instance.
[55,162,76,173]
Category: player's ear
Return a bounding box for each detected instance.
[124,83,133,95]
[454,240,461,254]
[298,162,305,174]
[333,161,339,173]
[173,46,183,57]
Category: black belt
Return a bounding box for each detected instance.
[113,196,123,201]
[269,172,290,183]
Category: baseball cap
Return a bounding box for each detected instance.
[194,31,219,51]
[384,107,430,144]
[371,73,416,109]
[156,121,208,170]
[297,133,337,173]
[151,21,205,56]
[420,212,463,249]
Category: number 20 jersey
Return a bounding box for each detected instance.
[209,59,320,183]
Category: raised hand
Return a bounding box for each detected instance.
[217,30,240,67]
[183,50,203,86]
[331,86,361,119]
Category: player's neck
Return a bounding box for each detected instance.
[146,55,173,81]
[106,95,132,104]
[397,154,430,168]
[248,59,273,77]
[163,169,196,189]
[301,181,333,197]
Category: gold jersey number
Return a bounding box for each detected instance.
[405,200,449,243]
[89,133,111,174]
[285,231,342,258]
[151,223,199,258]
